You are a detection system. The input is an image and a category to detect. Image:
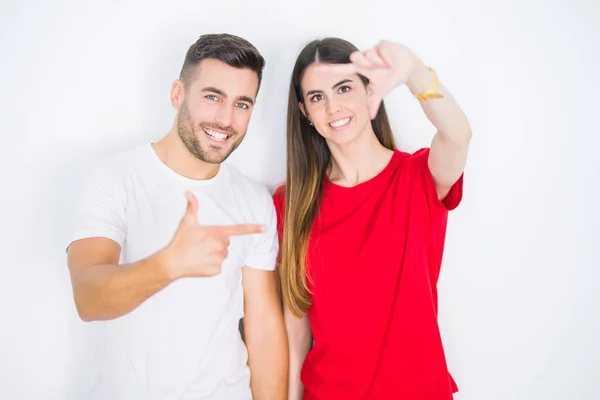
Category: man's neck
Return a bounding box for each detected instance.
[152,130,220,181]
[327,127,394,187]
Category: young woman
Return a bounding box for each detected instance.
[273,37,472,400]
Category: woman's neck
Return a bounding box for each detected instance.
[327,127,394,187]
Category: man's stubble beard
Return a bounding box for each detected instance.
[177,101,242,164]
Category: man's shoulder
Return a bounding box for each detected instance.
[223,163,273,206]
[86,143,150,181]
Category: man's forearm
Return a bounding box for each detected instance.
[72,251,173,321]
[247,319,289,399]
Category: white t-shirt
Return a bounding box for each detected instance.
[68,143,278,400]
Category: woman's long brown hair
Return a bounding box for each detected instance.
[281,38,397,318]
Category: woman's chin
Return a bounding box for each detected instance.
[324,129,364,148]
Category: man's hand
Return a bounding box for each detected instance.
[162,191,266,280]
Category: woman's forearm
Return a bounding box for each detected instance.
[285,308,313,400]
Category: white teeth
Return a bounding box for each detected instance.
[329,117,350,128]
[204,128,228,141]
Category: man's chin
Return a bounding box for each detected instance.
[199,148,234,164]
[203,157,227,165]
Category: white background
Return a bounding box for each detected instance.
[1,0,598,399]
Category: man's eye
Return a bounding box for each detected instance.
[206,95,218,101]
[236,103,249,109]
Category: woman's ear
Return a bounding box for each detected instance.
[366,82,374,98]
[299,102,307,118]
[299,102,313,125]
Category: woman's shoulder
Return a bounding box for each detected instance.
[394,147,430,161]
[390,147,433,173]
[273,184,285,200]
[272,184,286,213]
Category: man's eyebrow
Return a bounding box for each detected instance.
[201,87,254,105]
[237,95,255,105]
[201,86,225,96]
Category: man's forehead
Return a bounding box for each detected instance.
[191,59,259,95]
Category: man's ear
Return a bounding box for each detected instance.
[170,79,184,110]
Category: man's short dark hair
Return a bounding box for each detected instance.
[179,33,266,91]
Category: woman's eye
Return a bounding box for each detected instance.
[339,86,351,94]
[310,94,323,102]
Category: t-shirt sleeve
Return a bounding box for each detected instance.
[409,147,464,212]
[67,165,126,250]
[244,187,280,271]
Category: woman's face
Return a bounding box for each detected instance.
[300,62,373,147]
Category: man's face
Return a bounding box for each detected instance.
[176,58,259,164]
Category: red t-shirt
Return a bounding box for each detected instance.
[274,148,463,400]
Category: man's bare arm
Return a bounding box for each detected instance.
[67,237,172,321]
[67,191,264,322]
[243,267,288,399]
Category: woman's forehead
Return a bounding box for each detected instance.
[301,63,355,91]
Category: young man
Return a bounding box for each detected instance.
[66,33,288,400]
